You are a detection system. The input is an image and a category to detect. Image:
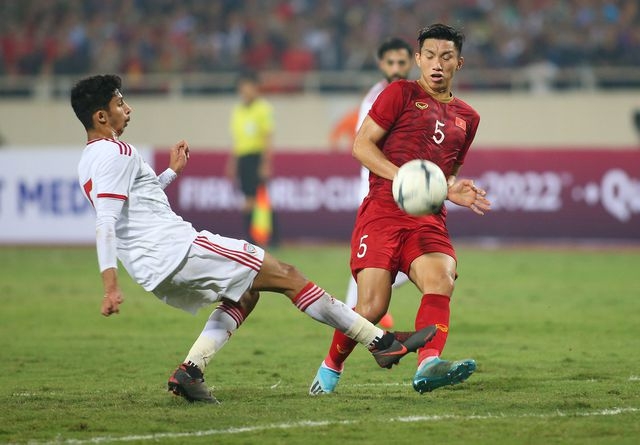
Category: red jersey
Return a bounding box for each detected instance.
[351,80,479,276]
[367,79,480,212]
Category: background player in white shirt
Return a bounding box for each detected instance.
[71,74,436,403]
[344,38,415,329]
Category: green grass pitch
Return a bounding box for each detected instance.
[1,244,639,444]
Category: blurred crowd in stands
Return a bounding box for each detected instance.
[1,0,639,77]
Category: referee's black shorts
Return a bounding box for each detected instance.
[237,152,263,198]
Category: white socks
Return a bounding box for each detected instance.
[293,282,384,348]
[186,283,388,372]
[185,302,244,371]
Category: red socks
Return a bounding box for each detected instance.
[324,330,357,371]
[324,304,359,371]
[323,293,452,371]
[415,293,450,364]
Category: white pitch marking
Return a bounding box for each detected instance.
[349,382,411,387]
[36,407,639,445]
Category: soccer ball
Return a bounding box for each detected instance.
[392,159,448,215]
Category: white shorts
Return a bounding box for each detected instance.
[152,230,265,314]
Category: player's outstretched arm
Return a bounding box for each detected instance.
[95,196,126,315]
[447,179,491,215]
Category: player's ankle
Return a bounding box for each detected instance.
[322,359,343,373]
[369,331,395,352]
[418,355,439,368]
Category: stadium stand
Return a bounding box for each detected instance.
[1,0,639,95]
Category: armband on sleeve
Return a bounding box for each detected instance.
[158,168,177,189]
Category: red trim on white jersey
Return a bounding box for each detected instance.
[86,138,112,146]
[97,193,128,200]
[83,179,94,207]
[193,235,262,272]
[115,140,132,156]
[86,138,132,156]
[293,282,324,311]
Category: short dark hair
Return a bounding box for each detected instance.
[377,37,413,60]
[236,69,259,86]
[417,24,465,55]
[70,74,122,130]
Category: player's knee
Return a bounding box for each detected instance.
[442,267,455,284]
[355,300,387,323]
[429,271,455,295]
[238,290,260,314]
[439,272,456,295]
[274,261,308,290]
[417,270,455,295]
[276,261,296,279]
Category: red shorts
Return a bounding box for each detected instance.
[350,198,456,280]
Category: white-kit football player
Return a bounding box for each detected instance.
[72,74,436,403]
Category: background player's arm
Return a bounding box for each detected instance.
[352,116,398,180]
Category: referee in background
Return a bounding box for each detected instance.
[227,71,275,245]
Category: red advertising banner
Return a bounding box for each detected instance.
[450,149,640,240]
[156,149,640,243]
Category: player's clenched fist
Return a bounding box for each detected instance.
[101,290,124,316]
[169,140,190,174]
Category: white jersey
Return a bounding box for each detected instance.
[356,79,389,202]
[78,138,197,291]
[357,79,389,130]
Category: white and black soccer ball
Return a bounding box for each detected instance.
[392,159,448,215]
